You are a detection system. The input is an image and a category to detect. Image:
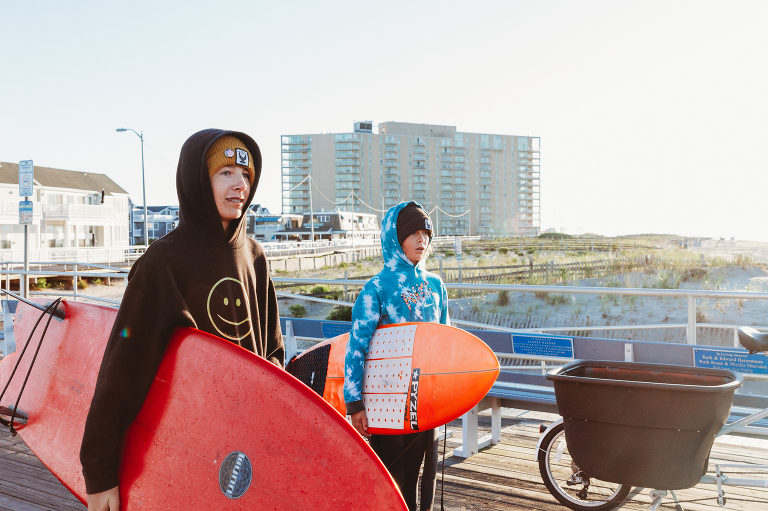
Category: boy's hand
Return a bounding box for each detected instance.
[87,486,120,510]
[351,410,371,437]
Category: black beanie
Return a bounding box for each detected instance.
[397,203,433,246]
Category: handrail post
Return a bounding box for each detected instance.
[284,320,297,364]
[687,294,696,344]
[73,264,78,301]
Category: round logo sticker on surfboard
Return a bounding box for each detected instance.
[219,451,252,499]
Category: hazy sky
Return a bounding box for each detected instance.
[2,1,766,239]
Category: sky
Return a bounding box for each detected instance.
[2,1,767,240]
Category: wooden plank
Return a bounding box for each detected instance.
[0,430,85,511]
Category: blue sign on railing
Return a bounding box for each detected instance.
[512,334,574,358]
[693,348,768,375]
[321,322,353,338]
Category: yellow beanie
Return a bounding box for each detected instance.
[206,135,255,185]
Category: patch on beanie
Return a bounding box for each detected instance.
[236,149,249,167]
[425,219,432,231]
[224,148,235,157]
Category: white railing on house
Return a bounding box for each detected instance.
[43,204,116,219]
[0,200,42,216]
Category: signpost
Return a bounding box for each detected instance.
[18,160,33,298]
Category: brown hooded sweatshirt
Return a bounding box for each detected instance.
[79,129,284,494]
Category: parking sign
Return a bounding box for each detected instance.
[19,160,33,197]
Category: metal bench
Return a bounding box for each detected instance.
[278,318,768,457]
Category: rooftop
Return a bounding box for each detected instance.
[0,161,128,195]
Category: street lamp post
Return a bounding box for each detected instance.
[116,128,148,249]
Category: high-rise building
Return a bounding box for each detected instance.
[281,121,540,236]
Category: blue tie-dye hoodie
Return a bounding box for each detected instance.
[344,201,449,414]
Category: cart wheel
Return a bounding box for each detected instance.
[538,423,631,511]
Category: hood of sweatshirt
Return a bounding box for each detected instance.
[380,200,430,273]
[175,128,262,246]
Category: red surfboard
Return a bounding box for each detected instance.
[0,300,407,510]
[286,323,500,435]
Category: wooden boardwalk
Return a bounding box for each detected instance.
[2,409,768,510]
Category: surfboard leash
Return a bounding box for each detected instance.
[0,298,63,436]
[440,425,447,511]
[384,431,426,471]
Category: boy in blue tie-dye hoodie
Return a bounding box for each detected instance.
[344,201,449,511]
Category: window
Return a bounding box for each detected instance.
[441,139,452,147]
[335,134,359,142]
[316,215,330,223]
[385,144,397,151]
[385,152,398,158]
[335,143,358,150]
[385,136,398,144]
[335,159,359,166]
[480,156,490,164]
[336,150,359,158]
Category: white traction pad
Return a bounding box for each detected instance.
[362,325,417,429]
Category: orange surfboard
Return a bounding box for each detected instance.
[0,300,407,510]
[286,323,500,435]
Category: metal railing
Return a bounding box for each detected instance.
[0,263,129,305]
[0,246,146,264]
[272,277,768,346]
